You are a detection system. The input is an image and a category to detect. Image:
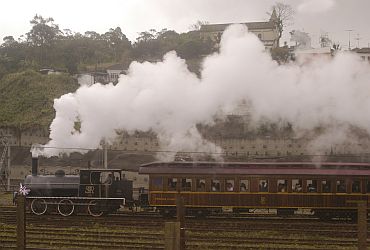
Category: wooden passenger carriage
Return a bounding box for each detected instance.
[139,161,370,218]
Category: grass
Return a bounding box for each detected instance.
[0,192,13,206]
[0,221,359,250]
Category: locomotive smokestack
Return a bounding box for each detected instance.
[31,157,38,176]
[30,144,42,176]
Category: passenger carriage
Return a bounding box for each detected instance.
[139,161,370,219]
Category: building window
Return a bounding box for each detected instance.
[258,34,262,39]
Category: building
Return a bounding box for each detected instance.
[199,10,279,50]
[353,48,370,63]
[93,72,109,84]
[106,64,126,84]
[293,47,333,64]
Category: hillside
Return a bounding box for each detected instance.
[0,70,79,129]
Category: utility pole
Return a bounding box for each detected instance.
[7,145,10,191]
[102,139,108,169]
[345,29,354,50]
[104,144,108,169]
[355,33,361,48]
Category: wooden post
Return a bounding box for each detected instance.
[357,201,367,250]
[164,222,181,250]
[346,200,367,250]
[16,195,26,250]
[176,194,185,250]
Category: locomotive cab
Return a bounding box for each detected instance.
[78,169,133,201]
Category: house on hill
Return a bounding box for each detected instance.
[353,48,370,63]
[199,11,279,50]
[79,64,127,85]
[106,64,127,84]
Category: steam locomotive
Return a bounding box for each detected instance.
[23,157,133,216]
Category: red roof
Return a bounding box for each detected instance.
[139,161,370,176]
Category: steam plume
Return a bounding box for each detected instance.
[41,24,370,158]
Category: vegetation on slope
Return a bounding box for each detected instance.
[0,70,78,129]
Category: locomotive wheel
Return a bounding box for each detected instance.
[58,199,75,216]
[88,200,104,217]
[30,198,47,215]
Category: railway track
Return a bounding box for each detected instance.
[0,206,368,249]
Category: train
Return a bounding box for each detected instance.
[22,157,370,219]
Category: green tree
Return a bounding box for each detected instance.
[2,36,16,47]
[271,47,291,64]
[102,27,131,61]
[26,14,61,65]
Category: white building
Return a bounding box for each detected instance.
[106,64,126,83]
[353,48,370,63]
[199,11,279,50]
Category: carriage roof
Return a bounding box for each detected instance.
[139,161,370,176]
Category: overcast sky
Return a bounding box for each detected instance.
[1,0,369,49]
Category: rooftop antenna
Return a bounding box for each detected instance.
[345,29,354,50]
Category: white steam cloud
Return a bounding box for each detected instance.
[41,24,370,158]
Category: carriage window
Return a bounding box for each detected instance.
[211,179,220,192]
[336,180,346,193]
[306,180,317,192]
[259,179,269,192]
[367,181,370,193]
[321,180,331,193]
[277,179,288,192]
[168,178,177,191]
[181,178,192,191]
[226,179,235,192]
[240,179,249,192]
[292,179,302,192]
[151,177,163,190]
[352,180,361,193]
[196,179,206,191]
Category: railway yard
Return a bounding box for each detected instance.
[0,204,368,249]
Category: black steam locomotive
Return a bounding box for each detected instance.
[23,157,133,216]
